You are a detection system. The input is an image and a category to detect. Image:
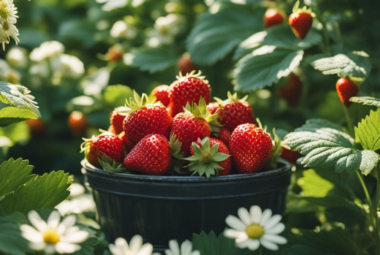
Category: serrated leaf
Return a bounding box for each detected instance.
[0,158,34,197]
[234,26,322,60]
[350,96,380,108]
[0,171,73,215]
[0,106,39,127]
[295,118,343,132]
[307,52,372,82]
[130,47,178,73]
[103,85,133,108]
[355,108,380,151]
[297,169,334,197]
[187,5,262,65]
[234,47,303,92]
[283,120,376,174]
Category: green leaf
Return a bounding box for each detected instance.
[0,171,73,215]
[103,85,133,108]
[307,51,372,82]
[0,158,34,197]
[350,96,380,108]
[0,222,29,255]
[297,169,334,197]
[130,47,178,74]
[0,106,39,127]
[355,108,380,151]
[187,5,262,65]
[284,119,378,174]
[234,47,303,92]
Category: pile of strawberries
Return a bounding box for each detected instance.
[81,71,296,177]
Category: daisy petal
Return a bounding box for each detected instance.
[238,208,251,225]
[109,244,123,255]
[260,209,272,226]
[165,250,175,255]
[44,245,56,254]
[260,239,278,250]
[192,251,201,255]
[250,206,262,224]
[181,240,192,255]
[47,211,61,230]
[129,235,143,253]
[20,225,43,243]
[168,240,180,255]
[55,242,80,254]
[136,243,153,255]
[265,223,285,235]
[247,239,260,251]
[28,211,47,232]
[58,215,76,234]
[264,215,282,230]
[262,234,287,244]
[61,230,89,243]
[224,229,244,239]
[29,242,46,251]
[226,215,246,231]
[235,233,249,243]
[236,239,250,249]
[115,237,129,254]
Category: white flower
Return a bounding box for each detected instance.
[29,62,50,79]
[0,0,19,50]
[224,205,287,251]
[56,195,96,215]
[69,183,85,197]
[52,54,85,79]
[147,14,184,46]
[110,21,137,39]
[30,41,65,62]
[109,236,158,255]
[6,46,27,68]
[165,240,200,255]
[21,210,89,254]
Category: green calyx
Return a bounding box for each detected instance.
[183,97,219,123]
[214,91,248,106]
[176,70,209,84]
[269,128,283,168]
[125,90,162,112]
[185,137,230,178]
[169,134,187,174]
[292,0,314,15]
[98,154,128,174]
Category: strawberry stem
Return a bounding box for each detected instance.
[341,103,354,137]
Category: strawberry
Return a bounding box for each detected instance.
[289,2,313,39]
[187,137,231,177]
[123,91,172,146]
[229,124,273,174]
[168,71,211,117]
[150,85,170,107]
[106,45,123,62]
[336,78,359,107]
[264,9,285,29]
[81,132,125,171]
[215,92,255,131]
[216,127,231,147]
[170,98,217,157]
[177,53,197,75]
[280,146,301,164]
[276,73,302,106]
[110,107,129,134]
[27,118,46,138]
[68,111,88,137]
[124,134,172,175]
[119,132,134,152]
[207,102,220,114]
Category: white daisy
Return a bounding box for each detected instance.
[56,195,96,215]
[110,21,137,39]
[109,236,159,255]
[51,54,84,79]
[30,41,65,62]
[6,46,27,68]
[0,0,19,50]
[165,240,200,255]
[20,210,89,254]
[224,205,287,251]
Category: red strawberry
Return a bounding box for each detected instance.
[207,102,220,114]
[215,92,255,131]
[124,134,172,175]
[229,124,273,174]
[170,98,216,157]
[110,107,129,134]
[81,132,125,169]
[177,53,197,75]
[217,127,231,147]
[169,71,211,117]
[68,111,88,137]
[336,78,359,107]
[276,73,302,106]
[151,85,170,107]
[289,3,313,39]
[119,132,134,152]
[106,45,123,62]
[264,9,285,28]
[27,118,46,138]
[187,137,232,177]
[280,146,301,164]
[123,92,172,146]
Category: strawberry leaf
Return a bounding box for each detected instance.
[103,85,133,108]
[234,47,303,92]
[307,51,372,83]
[186,5,262,66]
[283,119,379,175]
[130,47,178,74]
[350,96,380,108]
[355,108,380,151]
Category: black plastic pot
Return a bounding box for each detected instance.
[82,160,291,251]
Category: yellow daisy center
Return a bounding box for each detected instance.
[43,229,60,244]
[245,224,265,239]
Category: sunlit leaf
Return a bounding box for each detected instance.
[355,108,380,151]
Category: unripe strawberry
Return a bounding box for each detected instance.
[177,53,197,75]
[150,85,170,107]
[336,78,359,107]
[124,134,172,175]
[276,73,302,106]
[229,124,273,174]
[264,9,285,28]
[68,111,88,137]
[289,3,313,39]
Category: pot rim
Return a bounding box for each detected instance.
[82,159,291,184]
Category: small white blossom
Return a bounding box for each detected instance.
[147,14,184,46]
[0,0,19,50]
[56,195,96,215]
[52,54,85,79]
[6,46,27,68]
[30,41,65,62]
[165,240,200,255]
[224,205,287,251]
[21,210,89,254]
[69,183,85,197]
[109,236,159,255]
[110,20,137,39]
[29,62,50,79]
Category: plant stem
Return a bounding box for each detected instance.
[341,104,355,137]
[313,4,331,55]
